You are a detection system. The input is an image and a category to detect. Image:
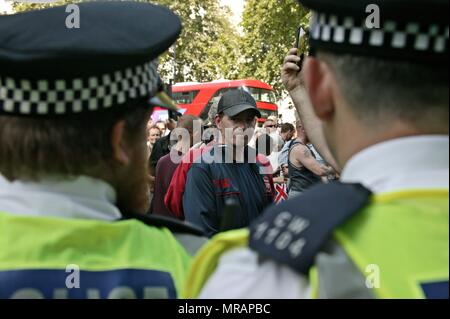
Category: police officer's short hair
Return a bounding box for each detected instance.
[0,100,150,180]
[320,52,449,132]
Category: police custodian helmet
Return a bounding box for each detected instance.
[0,1,180,117]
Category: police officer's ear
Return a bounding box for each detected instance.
[303,56,335,122]
[111,120,131,166]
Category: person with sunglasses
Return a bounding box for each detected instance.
[263,116,278,134]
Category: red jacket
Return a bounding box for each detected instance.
[164,144,213,219]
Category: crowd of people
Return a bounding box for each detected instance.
[0,0,448,300]
[147,93,337,235]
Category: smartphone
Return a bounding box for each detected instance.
[295,27,309,70]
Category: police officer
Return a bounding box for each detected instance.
[184,0,449,298]
[0,1,205,299]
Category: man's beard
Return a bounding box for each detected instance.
[115,155,151,216]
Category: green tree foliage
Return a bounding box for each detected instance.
[11,0,240,84]
[238,0,309,98]
[12,0,62,13]
[10,0,310,95]
[154,0,240,83]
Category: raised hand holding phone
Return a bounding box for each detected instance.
[295,27,309,71]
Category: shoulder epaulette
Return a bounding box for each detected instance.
[249,182,371,275]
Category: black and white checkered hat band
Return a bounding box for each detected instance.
[0,61,159,116]
[310,11,449,54]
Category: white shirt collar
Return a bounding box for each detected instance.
[0,175,121,221]
[341,135,449,194]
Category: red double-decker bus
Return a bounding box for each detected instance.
[169,79,278,124]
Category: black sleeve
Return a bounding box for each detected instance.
[149,135,170,172]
